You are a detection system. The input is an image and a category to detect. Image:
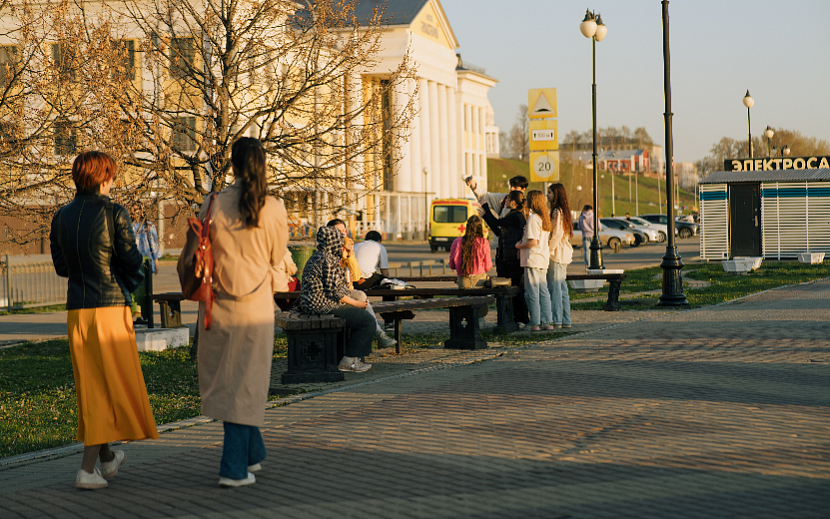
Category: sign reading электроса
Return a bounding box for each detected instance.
[724,156,830,172]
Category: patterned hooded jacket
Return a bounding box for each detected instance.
[298,226,351,315]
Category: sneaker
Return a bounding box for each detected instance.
[76,467,108,490]
[517,323,526,330]
[219,472,256,487]
[247,463,262,473]
[562,324,572,329]
[100,450,126,479]
[550,324,562,329]
[376,330,397,349]
[353,359,372,372]
[530,326,541,332]
[338,356,357,371]
[543,325,556,331]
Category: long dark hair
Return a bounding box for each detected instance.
[548,183,573,238]
[460,215,484,276]
[506,190,525,214]
[231,137,267,228]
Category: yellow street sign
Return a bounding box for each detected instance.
[529,151,559,182]
[529,119,558,151]
[528,88,557,119]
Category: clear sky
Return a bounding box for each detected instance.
[440,0,830,163]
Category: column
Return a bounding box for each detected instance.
[409,78,422,196]
[428,81,440,200]
[437,84,450,199]
[419,79,431,238]
[393,81,411,193]
[447,86,459,198]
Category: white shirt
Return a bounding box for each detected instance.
[520,212,550,269]
[353,240,389,279]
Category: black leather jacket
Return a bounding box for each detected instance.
[50,194,143,309]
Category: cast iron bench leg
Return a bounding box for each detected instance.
[495,294,518,334]
[445,305,487,350]
[603,278,623,311]
[282,327,346,384]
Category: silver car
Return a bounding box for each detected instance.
[570,222,635,253]
[626,215,672,243]
[601,218,658,247]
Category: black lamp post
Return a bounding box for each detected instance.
[580,9,607,270]
[658,0,687,307]
[743,90,754,158]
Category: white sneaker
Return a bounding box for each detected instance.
[376,330,397,349]
[353,359,372,372]
[76,467,108,490]
[338,356,357,371]
[248,463,262,472]
[219,472,256,487]
[100,449,126,479]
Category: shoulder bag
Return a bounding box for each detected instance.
[177,194,218,330]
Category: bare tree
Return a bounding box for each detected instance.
[0,0,418,247]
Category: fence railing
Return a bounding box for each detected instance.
[387,260,450,277]
[1,254,66,311]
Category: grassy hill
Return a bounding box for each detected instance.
[487,158,696,217]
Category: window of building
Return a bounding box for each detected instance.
[0,46,19,86]
[169,37,196,79]
[122,40,136,80]
[51,43,76,80]
[53,119,77,156]
[172,117,197,151]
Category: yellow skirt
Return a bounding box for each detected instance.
[67,306,159,445]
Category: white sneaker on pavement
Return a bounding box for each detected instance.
[219,472,256,487]
[76,467,108,490]
[100,449,126,479]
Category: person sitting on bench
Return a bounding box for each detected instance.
[353,230,389,290]
[297,226,375,372]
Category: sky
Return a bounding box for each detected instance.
[440,0,830,163]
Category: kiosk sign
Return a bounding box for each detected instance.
[724,156,830,172]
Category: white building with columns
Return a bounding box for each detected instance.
[352,0,499,239]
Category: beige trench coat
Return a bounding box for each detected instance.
[197,183,288,427]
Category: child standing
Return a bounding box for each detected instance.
[515,190,552,331]
[449,215,492,289]
[547,183,574,328]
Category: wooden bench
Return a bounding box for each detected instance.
[152,293,187,328]
[275,295,494,384]
[275,313,347,384]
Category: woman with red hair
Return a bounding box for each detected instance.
[50,151,158,490]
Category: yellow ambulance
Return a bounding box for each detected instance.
[428,198,488,252]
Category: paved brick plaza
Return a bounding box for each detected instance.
[0,281,828,518]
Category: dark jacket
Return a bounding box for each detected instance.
[50,194,143,309]
[481,202,526,263]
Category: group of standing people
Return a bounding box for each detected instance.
[465,176,574,331]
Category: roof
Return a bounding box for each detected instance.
[700,169,830,184]
[350,0,429,26]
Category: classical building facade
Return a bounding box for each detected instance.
[352,0,499,239]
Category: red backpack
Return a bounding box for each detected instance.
[177,194,218,329]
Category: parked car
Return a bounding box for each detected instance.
[625,215,671,243]
[570,222,635,253]
[600,218,648,247]
[638,213,699,239]
[605,217,660,245]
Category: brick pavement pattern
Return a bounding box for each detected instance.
[1,281,829,518]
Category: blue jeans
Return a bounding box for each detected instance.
[220,422,267,479]
[547,260,571,326]
[524,267,552,327]
[582,236,592,267]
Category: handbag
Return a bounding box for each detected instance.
[106,203,145,293]
[177,193,218,329]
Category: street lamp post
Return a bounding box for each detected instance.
[658,0,687,307]
[743,90,754,158]
[764,125,774,157]
[580,9,607,270]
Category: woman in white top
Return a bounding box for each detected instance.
[547,183,574,328]
[515,190,553,331]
